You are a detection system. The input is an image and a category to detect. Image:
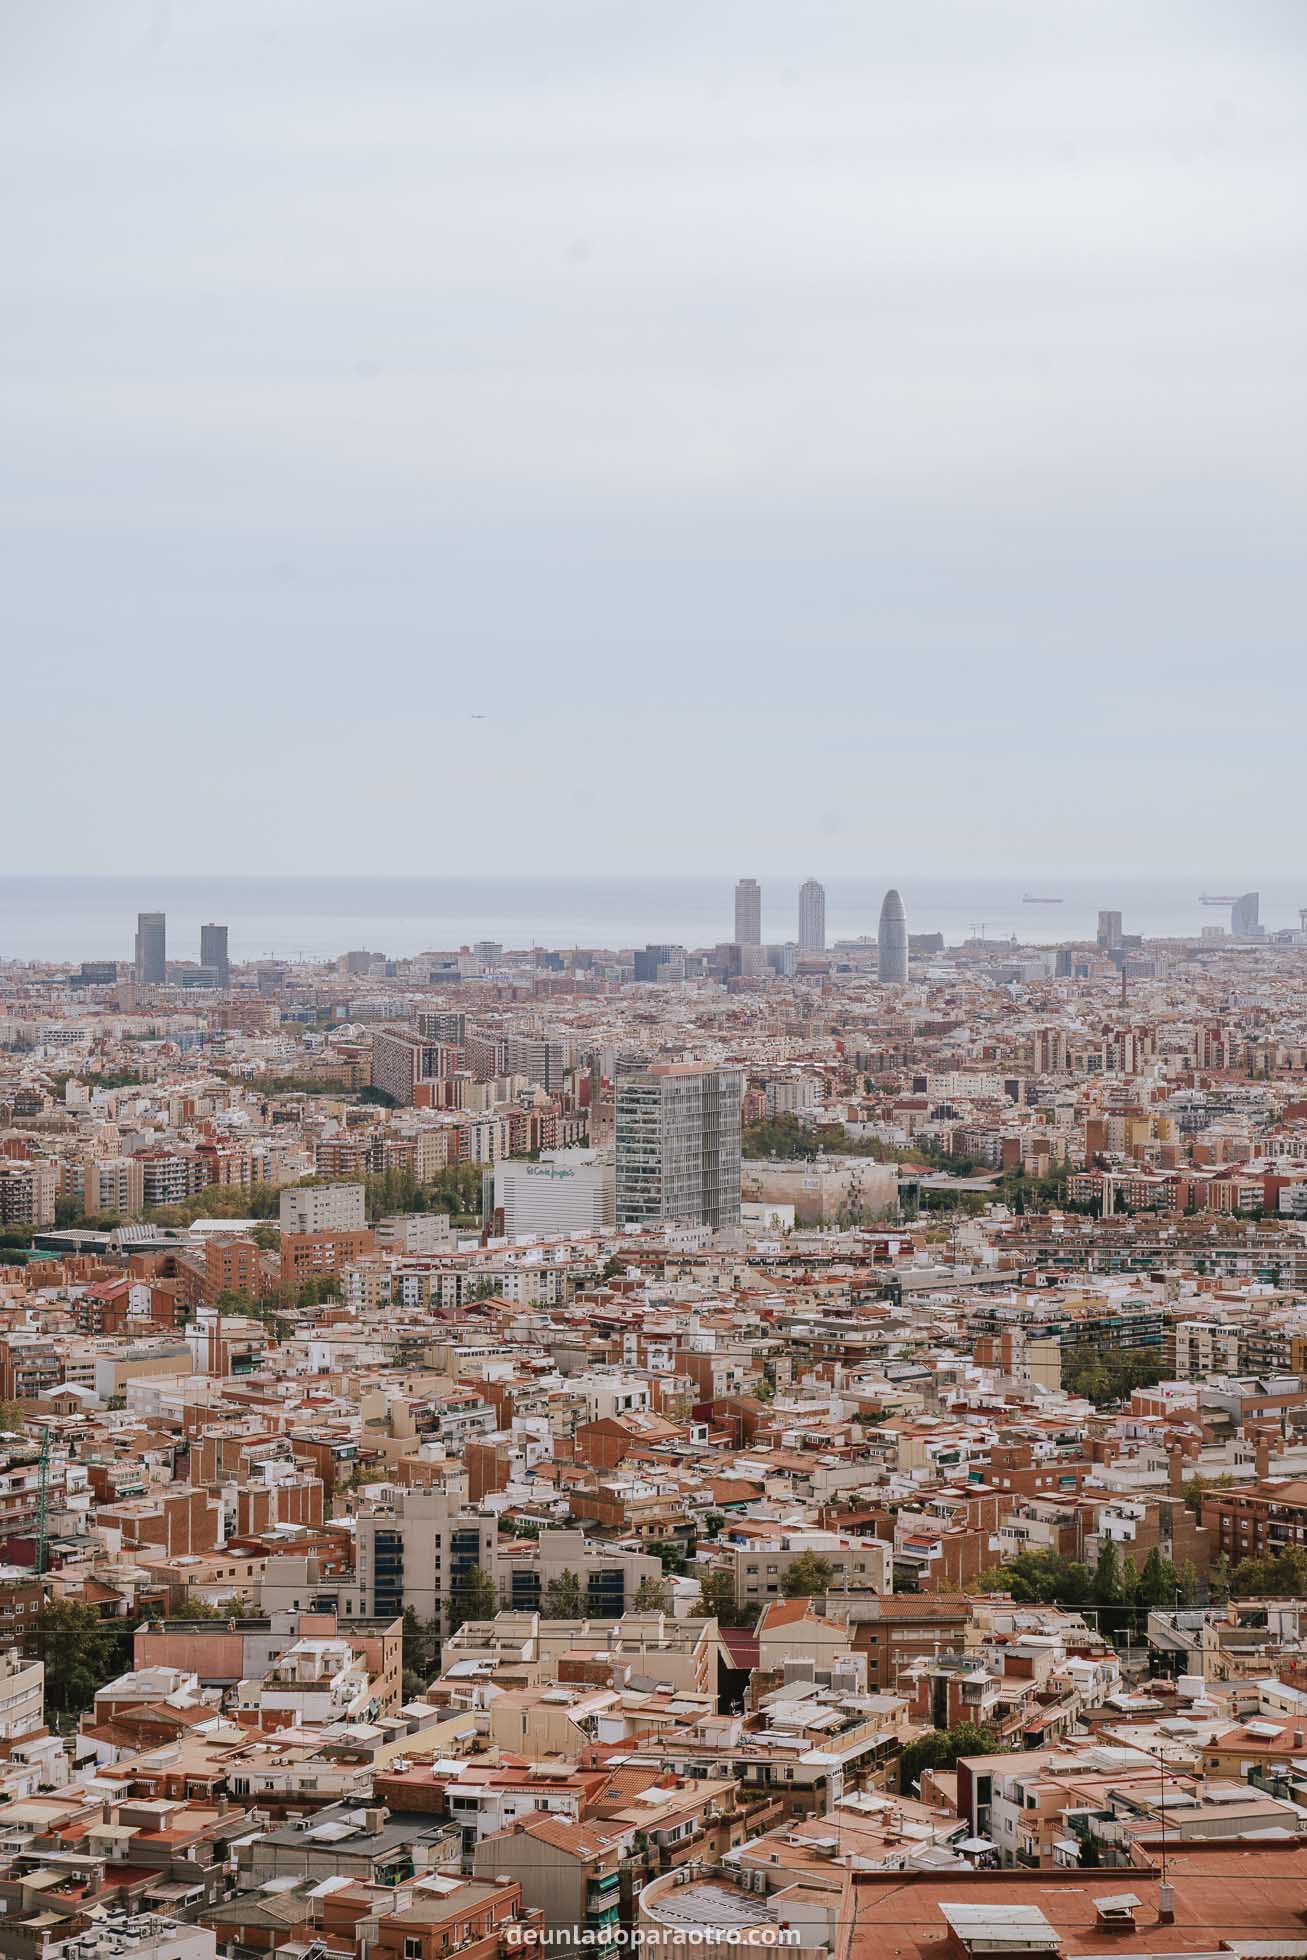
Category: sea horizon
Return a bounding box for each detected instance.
[2,874,1301,966]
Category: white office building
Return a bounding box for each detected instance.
[494,1150,615,1236]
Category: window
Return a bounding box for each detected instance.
[405,1941,423,1959]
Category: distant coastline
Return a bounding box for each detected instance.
[3,875,1304,965]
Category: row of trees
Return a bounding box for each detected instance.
[742,1112,989,1178]
[977,1539,1307,1614]
[54,1160,489,1240]
[1219,1545,1307,1600]
[973,1541,1197,1640]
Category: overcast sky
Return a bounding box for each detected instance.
[4,1,1305,878]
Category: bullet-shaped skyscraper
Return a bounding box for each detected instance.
[877,888,908,983]
[734,878,762,947]
[798,879,826,954]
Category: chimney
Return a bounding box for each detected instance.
[1256,1433,1272,1482]
[1167,1449,1184,1497]
[1158,1882,1175,1925]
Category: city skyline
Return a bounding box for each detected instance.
[9,872,1307,965]
[5,0,1307,1934]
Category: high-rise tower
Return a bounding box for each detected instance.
[877,888,908,984]
[134,911,166,985]
[200,922,230,986]
[734,878,762,947]
[615,1059,742,1230]
[798,879,826,954]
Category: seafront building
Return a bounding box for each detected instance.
[798,878,826,953]
[734,877,762,947]
[876,887,908,983]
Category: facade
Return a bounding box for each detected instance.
[505,1035,567,1092]
[615,1060,742,1230]
[0,1159,57,1229]
[876,888,908,984]
[134,910,167,984]
[199,923,230,985]
[83,1154,145,1219]
[0,1650,44,1740]
[798,878,826,953]
[353,1484,499,1634]
[494,1529,661,1619]
[371,1027,445,1105]
[279,1182,367,1234]
[493,1150,615,1236]
[734,878,762,947]
[1232,890,1261,937]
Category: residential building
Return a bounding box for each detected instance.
[615,1060,742,1230]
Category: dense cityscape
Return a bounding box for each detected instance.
[1,880,1307,1959]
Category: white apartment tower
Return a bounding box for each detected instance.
[615,1060,742,1230]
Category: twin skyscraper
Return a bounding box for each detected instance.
[732,879,908,980]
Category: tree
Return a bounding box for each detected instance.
[970,1551,1091,1608]
[543,1569,584,1619]
[173,1592,228,1620]
[1182,1471,1234,1519]
[402,1607,442,1699]
[296,1274,341,1306]
[899,1721,1001,1791]
[600,1255,626,1282]
[1062,1347,1168,1407]
[1093,1540,1123,1605]
[781,1552,836,1599]
[648,1539,690,1576]
[24,1600,120,1717]
[0,1400,26,1436]
[631,1576,671,1612]
[1209,1552,1233,1605]
[1230,1545,1307,1599]
[447,1564,499,1635]
[1137,1547,1175,1611]
[695,1570,747,1626]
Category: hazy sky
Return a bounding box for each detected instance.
[5,2,1305,878]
